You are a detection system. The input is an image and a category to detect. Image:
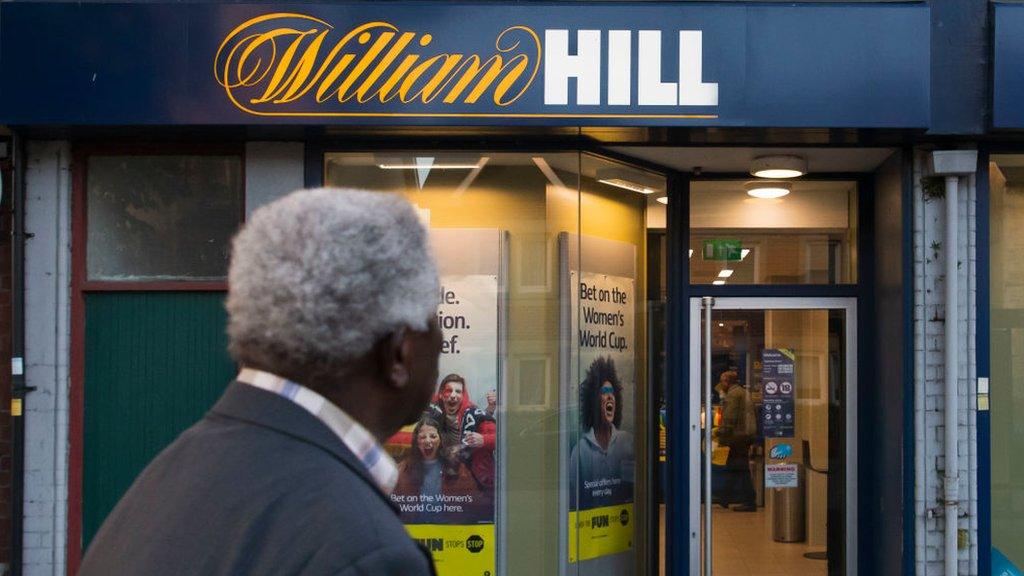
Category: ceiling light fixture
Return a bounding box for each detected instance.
[378,163,480,170]
[596,168,663,195]
[718,269,734,278]
[599,178,655,194]
[750,155,807,179]
[740,249,751,260]
[656,196,668,204]
[745,180,791,199]
[688,249,694,259]
[712,280,726,286]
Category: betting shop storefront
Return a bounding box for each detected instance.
[1,2,932,576]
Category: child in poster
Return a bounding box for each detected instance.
[387,374,498,576]
[390,373,497,523]
[392,416,490,524]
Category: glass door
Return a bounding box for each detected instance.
[688,298,856,576]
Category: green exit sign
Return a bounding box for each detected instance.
[702,239,742,261]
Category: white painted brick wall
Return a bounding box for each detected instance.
[914,149,979,576]
[23,141,72,576]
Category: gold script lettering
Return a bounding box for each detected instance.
[215,13,541,115]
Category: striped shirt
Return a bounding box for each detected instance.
[236,368,399,494]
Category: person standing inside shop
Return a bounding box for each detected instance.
[714,370,757,512]
[79,188,442,576]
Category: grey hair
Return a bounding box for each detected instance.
[226,188,439,383]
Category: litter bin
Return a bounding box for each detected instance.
[751,451,765,508]
[771,463,805,543]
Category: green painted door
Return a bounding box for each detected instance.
[83,292,236,548]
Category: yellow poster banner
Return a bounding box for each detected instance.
[405,524,495,576]
[568,503,634,563]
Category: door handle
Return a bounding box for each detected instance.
[702,296,713,576]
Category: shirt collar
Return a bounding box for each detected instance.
[236,368,398,494]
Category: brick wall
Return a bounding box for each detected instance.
[914,149,979,576]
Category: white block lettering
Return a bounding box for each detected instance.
[607,30,631,105]
[638,30,676,106]
[678,31,718,106]
[544,29,602,105]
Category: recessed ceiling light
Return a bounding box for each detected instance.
[750,155,807,179]
[718,269,734,278]
[718,322,725,327]
[740,249,751,260]
[656,196,668,204]
[745,180,791,199]
[712,280,726,285]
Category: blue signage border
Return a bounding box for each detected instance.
[0,2,930,127]
[995,3,1024,129]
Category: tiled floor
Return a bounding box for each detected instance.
[660,505,829,576]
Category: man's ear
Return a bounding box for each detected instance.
[379,328,411,390]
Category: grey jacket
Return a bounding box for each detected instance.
[718,384,752,444]
[79,382,436,576]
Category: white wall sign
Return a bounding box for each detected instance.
[765,463,800,489]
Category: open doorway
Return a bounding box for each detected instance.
[690,299,853,576]
[639,147,899,576]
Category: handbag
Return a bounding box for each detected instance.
[711,441,731,466]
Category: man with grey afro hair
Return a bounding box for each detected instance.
[227,187,439,385]
[79,188,442,576]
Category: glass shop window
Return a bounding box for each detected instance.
[989,154,1024,575]
[324,151,659,576]
[689,180,858,285]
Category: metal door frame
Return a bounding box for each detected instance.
[688,296,858,576]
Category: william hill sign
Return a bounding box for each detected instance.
[0,2,930,127]
[215,13,719,119]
